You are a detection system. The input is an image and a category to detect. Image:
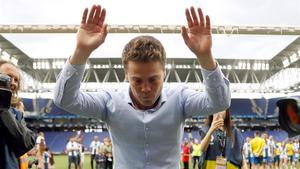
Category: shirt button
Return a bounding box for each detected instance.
[146,144,149,147]
[67,71,71,76]
[147,162,150,165]
[145,127,149,130]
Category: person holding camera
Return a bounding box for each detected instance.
[0,60,36,169]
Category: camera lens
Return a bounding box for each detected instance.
[0,73,11,89]
[0,73,12,110]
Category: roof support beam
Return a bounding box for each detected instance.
[1,24,300,35]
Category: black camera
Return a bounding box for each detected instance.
[277,98,300,137]
[0,73,12,110]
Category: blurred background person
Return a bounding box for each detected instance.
[181,138,190,169]
[36,139,54,169]
[76,137,85,169]
[243,136,253,169]
[90,136,101,169]
[251,131,265,169]
[66,137,80,169]
[36,132,46,148]
[96,143,106,169]
[191,139,201,169]
[292,139,299,168]
[285,140,295,169]
[262,132,272,169]
[0,59,36,169]
[273,141,281,169]
[280,142,288,169]
[100,137,113,169]
[198,109,245,169]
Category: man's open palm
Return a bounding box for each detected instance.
[182,7,212,58]
[77,5,108,53]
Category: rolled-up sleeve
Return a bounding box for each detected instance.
[53,60,109,121]
[182,64,231,118]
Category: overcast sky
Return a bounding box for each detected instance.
[0,0,299,59]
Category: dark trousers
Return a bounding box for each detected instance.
[105,157,113,169]
[44,163,48,169]
[91,154,96,169]
[96,154,106,169]
[183,162,189,169]
[193,156,200,169]
[96,162,105,169]
[68,155,78,169]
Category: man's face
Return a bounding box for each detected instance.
[0,63,20,95]
[126,61,165,109]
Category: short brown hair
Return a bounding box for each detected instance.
[122,35,166,69]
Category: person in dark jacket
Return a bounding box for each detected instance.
[0,60,36,169]
[198,109,247,169]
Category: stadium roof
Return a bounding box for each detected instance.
[1,0,300,60]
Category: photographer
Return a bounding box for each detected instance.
[0,60,36,169]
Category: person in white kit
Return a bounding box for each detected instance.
[293,139,299,166]
[90,136,102,169]
[262,133,273,169]
[66,138,80,169]
[243,136,253,169]
[280,142,287,169]
[268,135,276,169]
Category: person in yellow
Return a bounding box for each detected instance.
[285,140,294,168]
[19,153,29,169]
[198,109,246,169]
[250,131,265,169]
[191,139,201,169]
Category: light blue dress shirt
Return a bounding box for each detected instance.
[54,61,231,169]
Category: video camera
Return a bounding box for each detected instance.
[277,98,300,137]
[0,73,12,110]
